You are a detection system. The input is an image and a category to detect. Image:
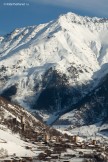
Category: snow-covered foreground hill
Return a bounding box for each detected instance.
[0,12,108,125]
[0,96,48,158]
[0,127,39,158]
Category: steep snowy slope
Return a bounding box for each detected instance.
[0,12,108,122]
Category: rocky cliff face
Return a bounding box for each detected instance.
[54,73,108,126]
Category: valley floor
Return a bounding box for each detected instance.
[0,123,108,162]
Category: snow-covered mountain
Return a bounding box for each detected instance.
[0,12,108,125]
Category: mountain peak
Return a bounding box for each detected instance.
[58,12,108,25]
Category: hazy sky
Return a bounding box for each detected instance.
[0,0,108,35]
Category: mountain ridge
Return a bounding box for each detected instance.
[0,12,108,125]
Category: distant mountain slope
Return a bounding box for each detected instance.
[54,73,108,126]
[0,12,108,124]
